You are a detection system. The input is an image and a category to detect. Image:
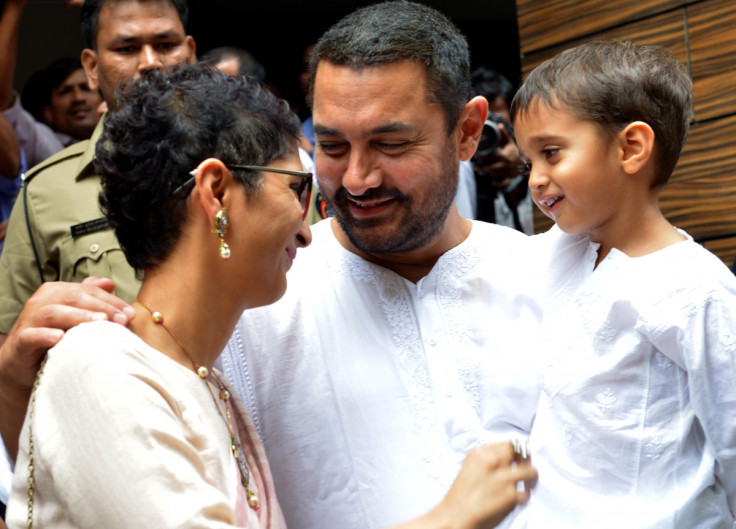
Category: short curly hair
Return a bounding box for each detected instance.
[96,64,301,274]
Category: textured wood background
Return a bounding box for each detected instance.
[516,0,736,268]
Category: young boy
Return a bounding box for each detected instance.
[510,40,736,527]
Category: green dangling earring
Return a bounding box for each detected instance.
[214,209,231,260]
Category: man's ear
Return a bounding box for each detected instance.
[81,48,99,92]
[185,35,197,64]
[457,95,489,162]
[619,121,655,175]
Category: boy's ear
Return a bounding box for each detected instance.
[619,121,655,175]
[457,95,489,161]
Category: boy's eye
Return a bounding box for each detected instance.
[543,148,559,158]
[519,162,532,177]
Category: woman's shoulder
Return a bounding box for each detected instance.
[37,321,198,422]
[45,320,163,384]
[50,320,139,357]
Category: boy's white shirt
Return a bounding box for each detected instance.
[513,226,736,528]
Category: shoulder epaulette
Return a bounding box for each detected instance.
[22,139,90,184]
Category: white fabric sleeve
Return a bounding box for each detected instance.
[642,283,736,513]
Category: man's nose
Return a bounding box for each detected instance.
[138,45,164,73]
[342,150,382,196]
[71,86,87,102]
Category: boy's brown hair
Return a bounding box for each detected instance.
[511,39,693,186]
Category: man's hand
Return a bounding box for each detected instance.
[0,277,135,459]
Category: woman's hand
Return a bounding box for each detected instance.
[389,442,537,529]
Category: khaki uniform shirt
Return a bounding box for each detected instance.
[0,119,140,334]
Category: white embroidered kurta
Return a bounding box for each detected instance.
[219,219,545,529]
[514,228,736,528]
[7,321,285,529]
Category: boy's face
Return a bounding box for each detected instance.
[514,100,631,237]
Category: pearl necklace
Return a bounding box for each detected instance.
[137,301,260,510]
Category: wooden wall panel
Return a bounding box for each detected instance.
[660,115,736,240]
[687,0,736,121]
[520,10,688,74]
[516,0,687,54]
[704,237,736,268]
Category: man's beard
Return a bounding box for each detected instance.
[323,146,459,254]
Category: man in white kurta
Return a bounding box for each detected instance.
[219,219,544,529]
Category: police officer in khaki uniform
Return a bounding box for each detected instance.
[0,120,138,334]
[0,0,197,335]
